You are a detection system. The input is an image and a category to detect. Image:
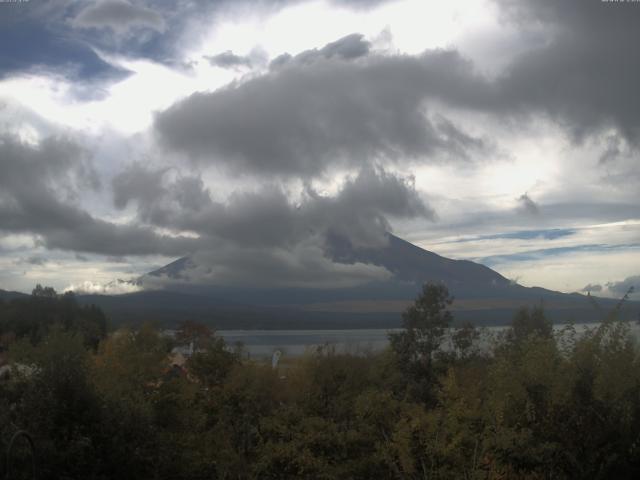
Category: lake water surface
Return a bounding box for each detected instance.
[218,322,640,359]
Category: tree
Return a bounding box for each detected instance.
[188,335,239,387]
[510,305,552,344]
[389,283,454,402]
[9,327,102,478]
[452,321,480,360]
[175,320,213,350]
[0,285,108,347]
[31,284,57,298]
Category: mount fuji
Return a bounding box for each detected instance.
[77,234,638,329]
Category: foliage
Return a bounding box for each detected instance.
[509,305,553,344]
[0,284,107,349]
[2,283,640,479]
[188,336,239,387]
[389,283,454,403]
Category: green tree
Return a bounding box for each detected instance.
[31,284,57,298]
[175,319,213,350]
[389,283,453,402]
[9,327,102,479]
[188,335,239,387]
[510,305,552,344]
[91,324,172,479]
[452,321,480,361]
[0,285,107,348]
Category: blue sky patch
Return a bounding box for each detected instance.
[0,18,131,82]
[479,243,640,267]
[452,228,577,243]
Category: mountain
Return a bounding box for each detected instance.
[326,233,511,288]
[0,289,29,301]
[148,234,511,289]
[145,233,516,301]
[76,233,639,329]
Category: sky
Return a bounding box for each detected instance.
[0,0,638,298]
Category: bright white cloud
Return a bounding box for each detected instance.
[73,0,166,35]
[413,220,640,295]
[186,0,495,64]
[1,0,638,297]
[495,248,640,296]
[64,280,142,295]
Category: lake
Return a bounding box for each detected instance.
[217,329,399,358]
[218,322,640,359]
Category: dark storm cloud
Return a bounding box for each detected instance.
[517,193,539,216]
[0,133,99,196]
[270,33,372,68]
[0,134,196,256]
[155,0,640,176]
[73,0,166,34]
[0,11,128,82]
[599,134,622,165]
[581,283,602,293]
[319,33,372,59]
[305,167,434,247]
[494,0,640,144]
[112,163,434,249]
[206,51,254,69]
[94,0,391,66]
[115,162,429,288]
[40,218,194,256]
[112,164,213,228]
[150,0,640,180]
[112,162,167,210]
[16,255,48,266]
[155,47,491,176]
[143,238,393,289]
[606,275,639,298]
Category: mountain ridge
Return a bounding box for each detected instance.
[90,233,638,328]
[3,235,637,329]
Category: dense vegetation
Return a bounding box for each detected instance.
[1,284,640,479]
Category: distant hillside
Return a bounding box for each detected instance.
[326,233,511,290]
[76,233,640,329]
[0,289,29,301]
[147,233,513,295]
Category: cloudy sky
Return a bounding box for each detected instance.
[0,0,638,298]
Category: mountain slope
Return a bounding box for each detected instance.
[146,233,514,299]
[325,233,511,289]
[0,289,29,301]
[79,233,638,328]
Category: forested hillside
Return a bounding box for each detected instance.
[1,285,639,479]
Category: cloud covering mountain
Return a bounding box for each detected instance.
[0,0,638,298]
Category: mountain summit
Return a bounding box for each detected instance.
[324,233,511,290]
[146,233,510,290]
[72,233,631,329]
